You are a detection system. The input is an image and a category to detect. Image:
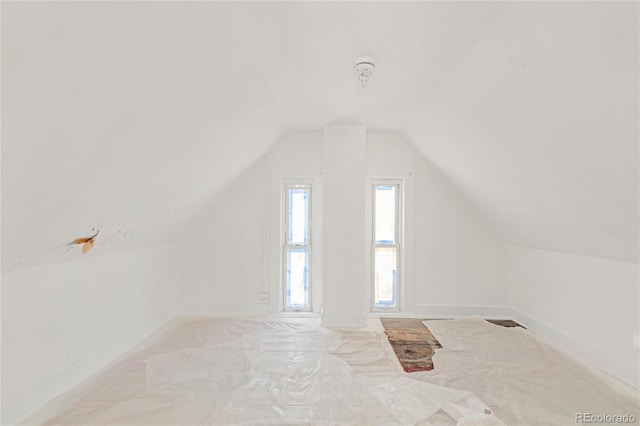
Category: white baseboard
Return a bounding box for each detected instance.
[19,315,179,425]
[376,304,638,390]
[508,307,639,390]
[22,304,634,426]
[320,312,368,327]
[406,304,512,319]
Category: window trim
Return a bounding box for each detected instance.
[282,183,312,312]
[267,168,322,315]
[371,178,403,312]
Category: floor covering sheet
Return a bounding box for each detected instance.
[24,316,639,425]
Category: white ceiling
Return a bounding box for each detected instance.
[2,1,638,270]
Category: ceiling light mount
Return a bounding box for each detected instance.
[354,56,375,88]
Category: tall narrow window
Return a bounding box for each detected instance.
[283,184,311,311]
[373,182,401,309]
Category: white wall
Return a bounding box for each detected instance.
[175,131,324,315]
[367,133,508,317]
[177,129,508,322]
[1,244,177,425]
[176,156,270,315]
[508,245,639,388]
[322,124,367,325]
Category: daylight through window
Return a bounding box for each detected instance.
[283,184,311,311]
[373,182,401,309]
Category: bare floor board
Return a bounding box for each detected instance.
[381,317,524,372]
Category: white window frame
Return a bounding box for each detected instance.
[282,183,312,312]
[267,168,322,315]
[371,178,403,312]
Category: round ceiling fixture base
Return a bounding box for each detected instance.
[354,56,375,88]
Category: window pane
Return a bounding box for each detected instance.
[374,247,397,307]
[287,187,309,245]
[374,185,396,244]
[286,247,309,309]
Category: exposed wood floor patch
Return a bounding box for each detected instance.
[381,318,524,372]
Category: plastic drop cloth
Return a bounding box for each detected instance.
[26,317,501,425]
[418,317,640,425]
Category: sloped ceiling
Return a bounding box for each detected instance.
[2,1,638,271]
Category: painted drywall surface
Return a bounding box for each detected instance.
[5,2,636,274]
[177,130,507,321]
[267,130,325,170]
[176,157,270,315]
[2,3,282,272]
[1,244,177,425]
[508,245,640,388]
[176,131,324,314]
[401,2,638,264]
[321,124,367,325]
[367,133,508,314]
